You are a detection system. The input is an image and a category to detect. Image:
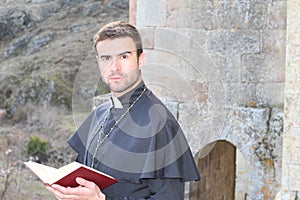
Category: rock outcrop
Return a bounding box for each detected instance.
[0,0,129,117]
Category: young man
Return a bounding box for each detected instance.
[47,21,200,200]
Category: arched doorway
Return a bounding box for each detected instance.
[190,140,236,200]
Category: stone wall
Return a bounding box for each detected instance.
[277,0,300,199]
[129,0,290,199]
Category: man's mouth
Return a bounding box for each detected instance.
[109,76,123,81]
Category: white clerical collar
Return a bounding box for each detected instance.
[111,96,123,108]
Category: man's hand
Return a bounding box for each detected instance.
[46,177,106,200]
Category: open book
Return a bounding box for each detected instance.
[24,161,118,189]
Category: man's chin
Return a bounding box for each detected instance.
[109,86,126,93]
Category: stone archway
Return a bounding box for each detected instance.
[189,140,236,200]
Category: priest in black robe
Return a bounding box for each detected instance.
[46,21,200,200]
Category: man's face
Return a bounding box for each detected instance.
[96,37,145,97]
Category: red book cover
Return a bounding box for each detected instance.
[24,161,118,190]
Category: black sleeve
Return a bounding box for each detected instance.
[137,178,184,200]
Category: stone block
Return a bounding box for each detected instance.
[256,83,285,106]
[267,0,287,29]
[288,164,300,191]
[207,30,260,54]
[238,107,270,134]
[143,75,204,103]
[289,127,300,164]
[142,48,198,80]
[215,1,268,30]
[284,92,300,126]
[154,28,224,90]
[206,82,227,110]
[261,30,286,53]
[159,99,178,119]
[166,0,214,29]
[285,82,300,96]
[282,135,294,165]
[287,40,300,67]
[174,28,208,48]
[287,17,300,39]
[142,48,207,103]
[224,83,256,107]
[224,107,271,167]
[209,53,241,83]
[178,102,215,155]
[155,28,201,56]
[287,1,300,29]
[129,0,136,24]
[241,53,285,83]
[286,61,300,84]
[136,0,166,27]
[138,27,155,49]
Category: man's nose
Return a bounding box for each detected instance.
[109,57,121,71]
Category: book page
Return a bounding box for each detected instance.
[47,162,81,183]
[25,161,118,188]
[24,161,58,184]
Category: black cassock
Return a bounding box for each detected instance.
[68,81,200,200]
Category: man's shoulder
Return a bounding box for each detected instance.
[142,90,179,122]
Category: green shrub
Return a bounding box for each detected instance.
[25,135,49,162]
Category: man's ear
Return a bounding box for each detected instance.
[138,53,145,69]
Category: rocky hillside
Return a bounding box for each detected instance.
[0,0,129,118]
[0,1,128,199]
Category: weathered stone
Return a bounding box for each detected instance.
[104,0,129,10]
[26,3,60,23]
[160,99,178,119]
[215,1,268,30]
[224,83,257,107]
[261,30,287,54]
[2,74,73,115]
[3,33,34,58]
[221,106,283,199]
[26,31,54,55]
[241,53,285,83]
[139,27,155,49]
[31,0,52,3]
[285,63,300,83]
[256,83,285,106]
[166,0,214,29]
[288,164,300,191]
[275,190,297,200]
[178,102,215,156]
[209,54,241,83]
[267,0,287,29]
[167,0,215,30]
[0,22,13,41]
[207,30,260,54]
[59,0,84,6]
[4,9,33,27]
[136,0,166,27]
[82,2,103,17]
[285,92,300,125]
[0,9,35,40]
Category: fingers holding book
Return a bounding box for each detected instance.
[46,177,106,200]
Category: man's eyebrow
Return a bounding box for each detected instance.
[99,51,133,57]
[117,50,134,56]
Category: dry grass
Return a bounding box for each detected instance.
[0,105,82,200]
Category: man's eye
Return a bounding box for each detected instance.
[120,54,129,59]
[101,56,111,61]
